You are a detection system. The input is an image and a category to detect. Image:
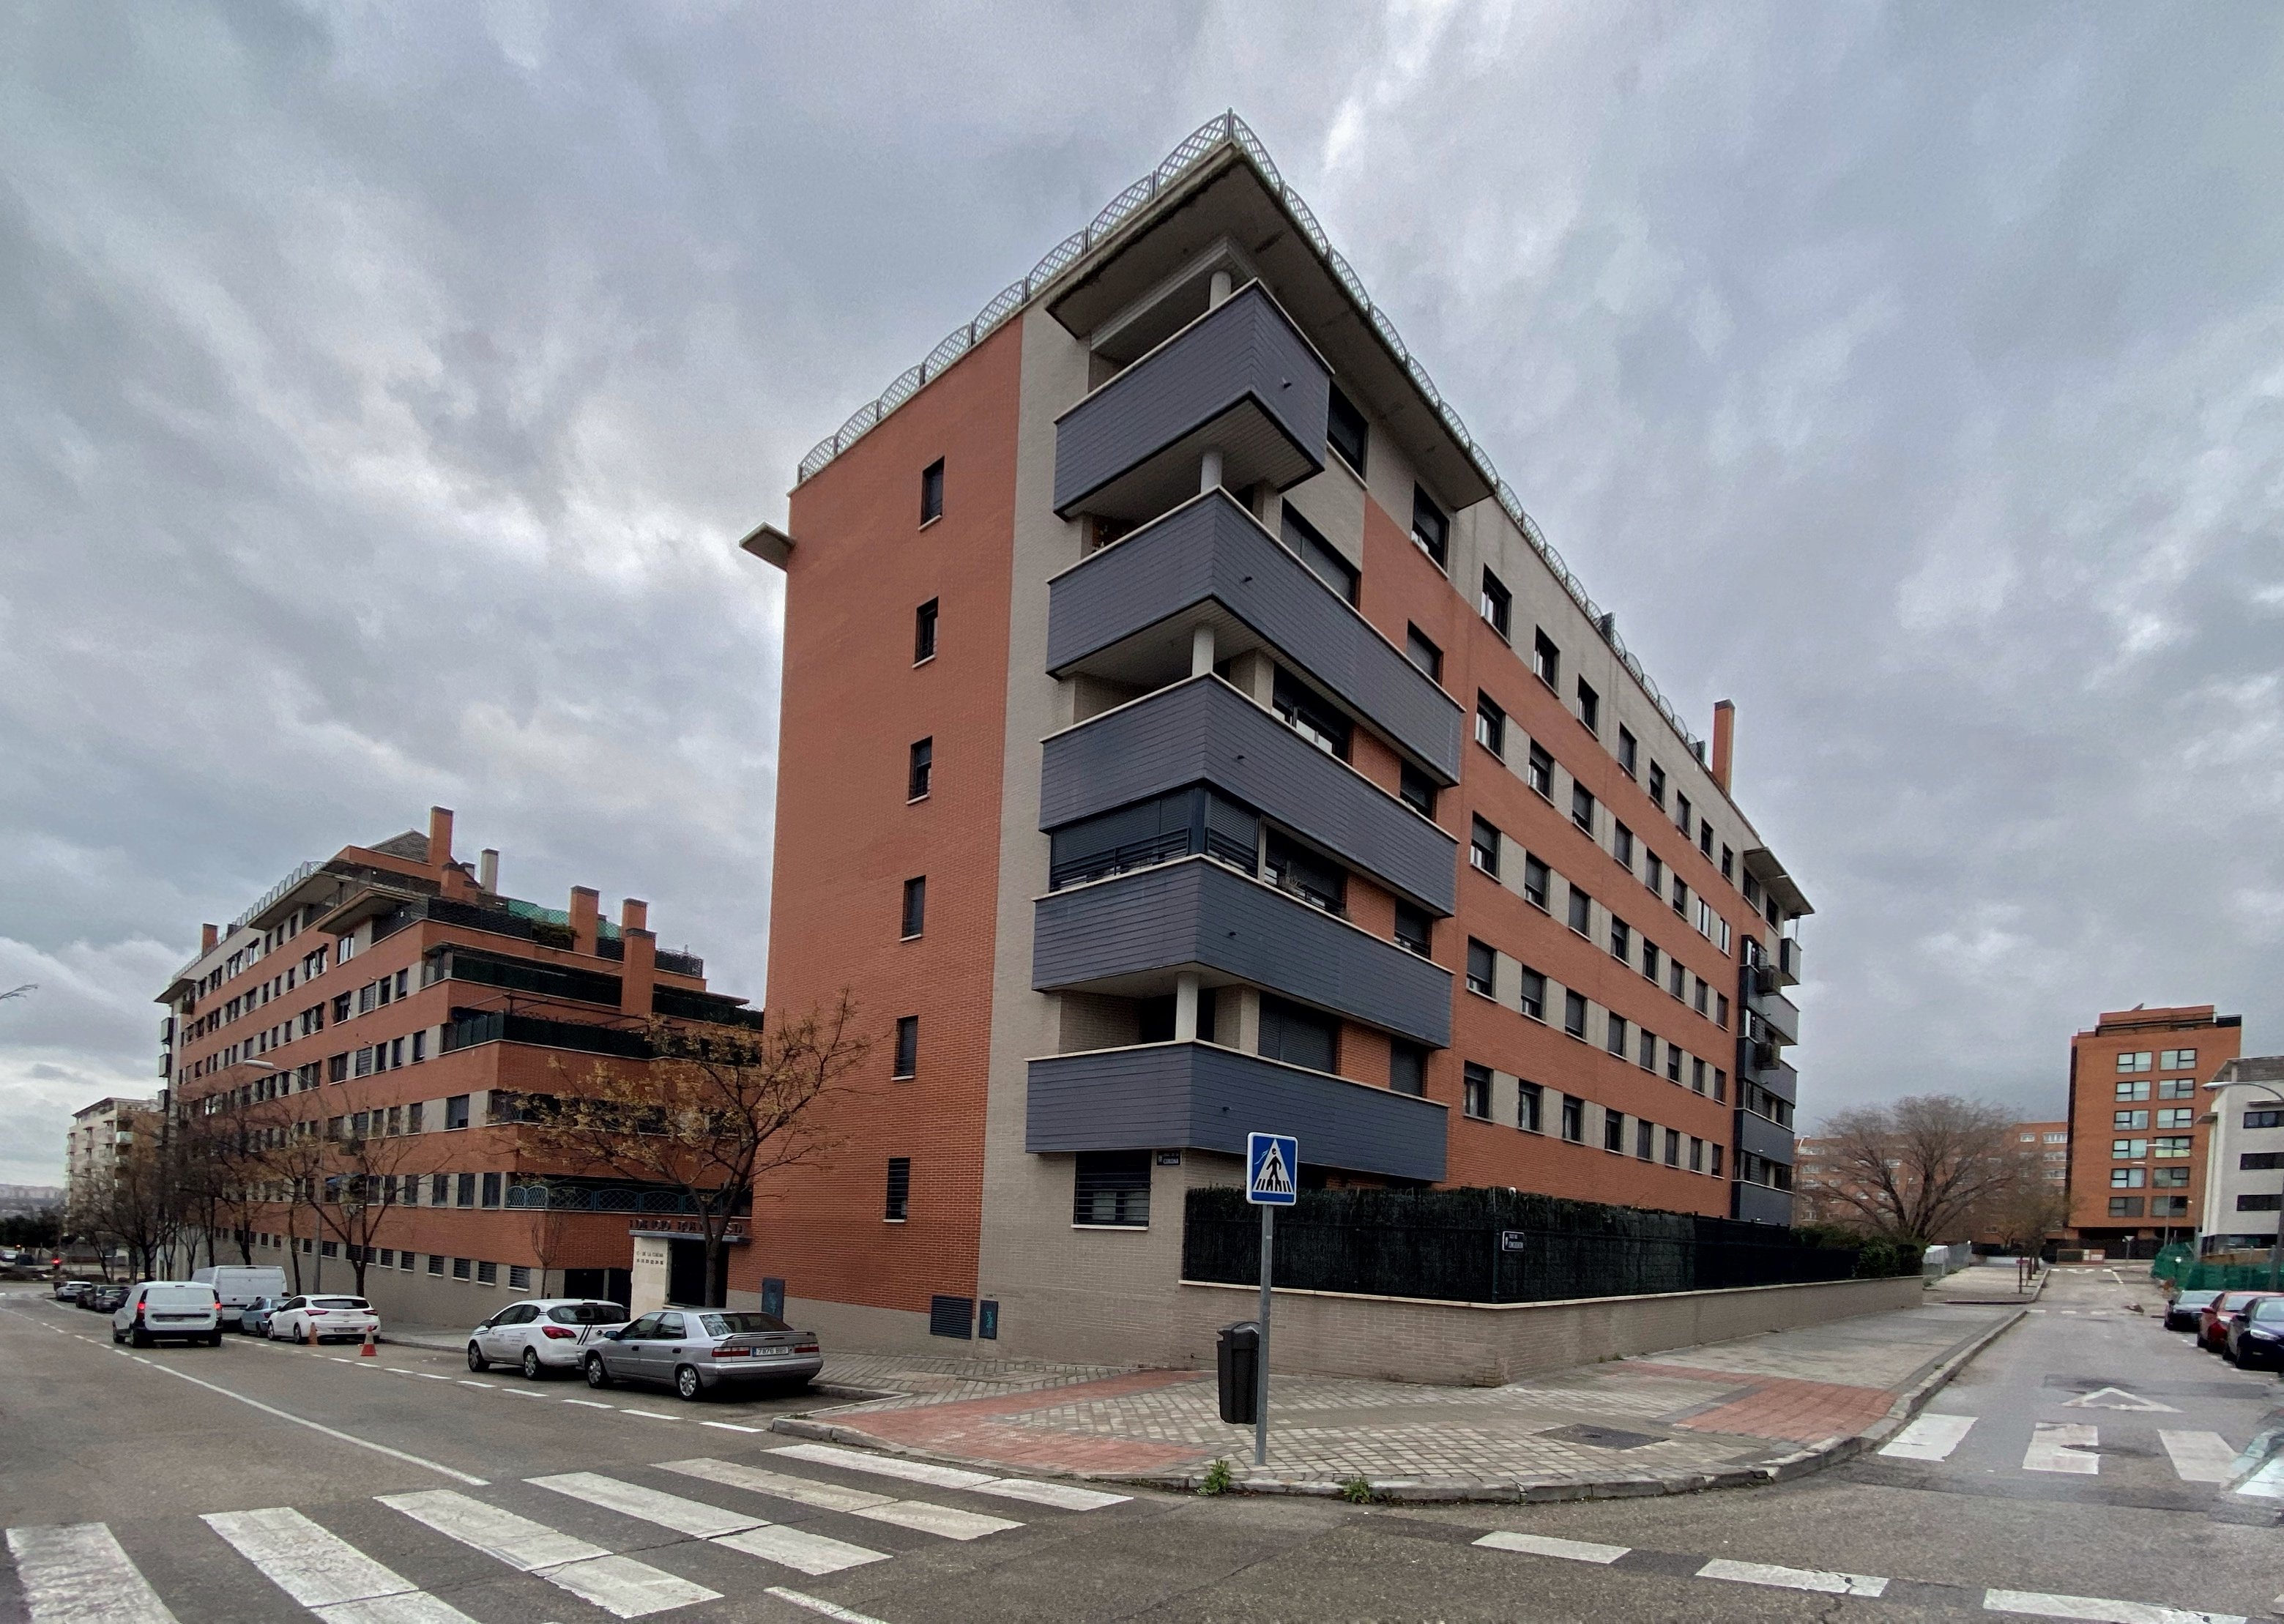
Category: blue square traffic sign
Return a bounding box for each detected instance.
[1246,1133,1298,1205]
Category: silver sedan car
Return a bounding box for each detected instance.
[580,1308,821,1401]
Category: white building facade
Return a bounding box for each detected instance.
[2201,1055,2284,1254]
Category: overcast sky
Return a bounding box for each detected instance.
[4,2,2280,1185]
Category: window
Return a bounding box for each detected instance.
[1405,625,1442,682]
[1390,1041,1427,1098]
[1606,1013,1627,1056]
[425,1252,444,1275]
[2152,1136,2192,1158]
[1566,884,1592,935]
[2151,1166,2190,1188]
[1562,1096,1585,1141]
[1576,681,1599,736]
[480,1172,502,1209]
[1720,846,1734,884]
[1563,991,1588,1040]
[920,458,944,524]
[1462,1063,1492,1120]
[1617,727,1637,778]
[453,1172,476,1207]
[1470,817,1501,877]
[1642,942,1660,983]
[1526,742,1554,798]
[1479,569,1511,638]
[1671,872,1688,915]
[1410,487,1448,567]
[1517,1081,1543,1133]
[1610,918,1632,961]
[2113,1110,2149,1130]
[2108,1196,2143,1218]
[1394,903,1432,957]
[1259,996,1337,1073]
[1648,761,1667,809]
[2242,1152,2284,1171]
[2151,1195,2190,1217]
[1532,630,1559,690]
[1667,958,1686,999]
[1273,670,1350,758]
[1710,1144,1724,1177]
[429,1173,448,1205]
[1281,505,1359,603]
[914,598,939,663]
[2115,1051,2152,1073]
[1074,1151,1150,1227]
[2246,1109,2283,1130]
[1613,823,1634,871]
[1712,1068,1727,1103]
[2160,1048,2197,1069]
[1666,1044,1684,1084]
[1571,783,1596,835]
[1694,978,1710,1017]
[1691,1057,1706,1093]
[1638,1027,1657,1070]
[1465,939,1495,997]
[508,1265,531,1291]
[885,1158,911,1221]
[476,1261,498,1286]
[1664,1128,1681,1167]
[907,738,933,800]
[1399,762,1437,819]
[1604,1111,1625,1153]
[1475,694,1506,756]
[1510,853,1545,909]
[1645,852,1664,895]
[2109,1166,2145,1188]
[2115,1079,2151,1101]
[1689,1137,1705,1173]
[892,1016,919,1079]
[2157,1078,2195,1099]
[1326,384,1368,475]
[1635,1120,1654,1161]
[445,1095,470,1131]
[1699,819,1714,858]
[896,876,929,939]
[2240,1193,2284,1213]
[1675,792,1693,835]
[1715,994,1730,1029]
[1517,966,1546,1021]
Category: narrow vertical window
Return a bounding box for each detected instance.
[1561,1096,1584,1142]
[1326,385,1369,475]
[892,1016,919,1079]
[1517,1081,1543,1133]
[1462,1062,1491,1120]
[1405,625,1442,682]
[920,458,944,525]
[1479,569,1511,638]
[914,598,939,663]
[1475,693,1506,756]
[1410,487,1448,568]
[1399,762,1437,819]
[901,877,927,939]
[907,738,933,800]
[1465,938,1495,997]
[1576,680,1599,736]
[885,1157,911,1220]
[1389,1040,1427,1098]
[1532,630,1561,689]
[1470,817,1501,876]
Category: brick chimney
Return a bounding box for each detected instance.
[620,928,657,1018]
[201,923,218,953]
[568,887,600,956]
[477,849,499,893]
[426,806,455,868]
[1711,701,1736,794]
[620,898,648,933]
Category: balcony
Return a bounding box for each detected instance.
[1733,1181,1795,1227]
[1027,1042,1447,1183]
[1042,677,1457,915]
[1735,1109,1796,1166]
[1033,855,1451,1048]
[1777,936,1804,987]
[1048,488,1462,779]
[1747,983,1799,1047]
[1054,282,1329,524]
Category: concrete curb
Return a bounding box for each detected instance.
[767,1305,2032,1505]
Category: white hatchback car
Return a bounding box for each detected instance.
[466,1299,629,1379]
[267,1294,379,1345]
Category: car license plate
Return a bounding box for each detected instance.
[754,1346,788,1358]
[155,1314,194,1321]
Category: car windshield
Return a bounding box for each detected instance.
[698,1313,790,1338]
[2220,1293,2258,1310]
[2176,1292,2220,1308]
[548,1303,628,1325]
[313,1297,368,1310]
[2252,1299,2284,1323]
[143,1285,214,1308]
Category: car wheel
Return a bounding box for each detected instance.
[207,1330,223,1347]
[674,1364,704,1402]
[111,1328,124,1344]
[584,1354,612,1389]
[2222,1344,2239,1366]
[131,1327,151,1349]
[522,1348,544,1381]
[466,1343,488,1373]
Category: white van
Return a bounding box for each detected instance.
[194,1264,289,1329]
[114,1281,222,1347]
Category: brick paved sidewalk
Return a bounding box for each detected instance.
[776,1302,2023,1502]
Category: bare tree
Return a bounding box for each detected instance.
[1815,1095,2027,1244]
[531,997,868,1309]
[310,1087,428,1298]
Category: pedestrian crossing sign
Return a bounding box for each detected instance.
[1246,1133,1298,1204]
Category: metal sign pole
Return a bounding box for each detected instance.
[1254,1201,1273,1468]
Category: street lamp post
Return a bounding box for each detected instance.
[2203,1078,2284,1292]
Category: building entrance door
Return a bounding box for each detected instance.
[666,1237,727,1307]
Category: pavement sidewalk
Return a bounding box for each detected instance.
[775,1301,2024,1503]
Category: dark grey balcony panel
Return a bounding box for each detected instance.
[1026,1043,1446,1183]
[1758,1057,1799,1106]
[1033,857,1451,1047]
[1732,1180,1795,1227]
[1749,985,1800,1046]
[1054,283,1329,522]
[1776,936,1804,987]
[1736,1109,1795,1166]
[1048,491,1462,778]
[1041,679,1457,915]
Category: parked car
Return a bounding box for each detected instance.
[53,1280,90,1304]
[2225,1296,2284,1371]
[466,1299,628,1379]
[112,1281,222,1347]
[581,1308,821,1401]
[266,1294,379,1345]
[2198,1291,2280,1352]
[84,1284,129,1314]
[193,1264,289,1330]
[2165,1289,2222,1333]
[239,1295,279,1338]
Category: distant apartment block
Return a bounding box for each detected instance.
[735,115,1812,1362]
[2065,1005,2241,1254]
[2200,1054,2284,1255]
[64,1097,157,1212]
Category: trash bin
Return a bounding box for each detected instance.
[1217,1321,1260,1425]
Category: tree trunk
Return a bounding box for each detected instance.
[703,1231,721,1309]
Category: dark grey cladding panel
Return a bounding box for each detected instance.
[1759,1057,1799,1106]
[1733,1181,1795,1227]
[1751,986,1801,1046]
[1040,679,1457,915]
[1047,491,1463,778]
[1032,858,1451,1048]
[1735,1109,1796,1165]
[1025,1043,1447,1183]
[1054,284,1329,515]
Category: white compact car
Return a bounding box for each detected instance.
[113,1281,222,1347]
[267,1294,379,1345]
[466,1299,629,1379]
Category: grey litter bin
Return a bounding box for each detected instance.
[1217,1320,1260,1426]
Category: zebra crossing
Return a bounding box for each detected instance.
[4,1447,1134,1622]
[1876,1410,2277,1493]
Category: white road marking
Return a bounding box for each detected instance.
[1474,1530,1630,1563]
[203,1506,481,1623]
[5,1523,179,1623]
[659,1459,1019,1541]
[618,1409,677,1421]
[2157,1431,2239,1483]
[2024,1423,2100,1475]
[701,1420,765,1433]
[2235,1454,2284,1500]
[765,1587,892,1624]
[124,1353,487,1485]
[458,1381,493,1390]
[1984,1587,2244,1622]
[414,1373,453,1382]
[1881,1413,1977,1461]
[562,1398,614,1409]
[2064,1387,2176,1412]
[376,1490,717,1619]
[530,1473,763,1538]
[770,1442,1130,1509]
[1700,1558,1887,1596]
[713,1525,890,1576]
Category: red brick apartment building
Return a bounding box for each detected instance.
[734,116,1812,1361]
[157,808,759,1322]
[2066,1005,2241,1256]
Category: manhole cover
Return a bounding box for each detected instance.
[1542,1423,1662,1450]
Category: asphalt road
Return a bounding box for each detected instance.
[2,1270,2277,1623]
